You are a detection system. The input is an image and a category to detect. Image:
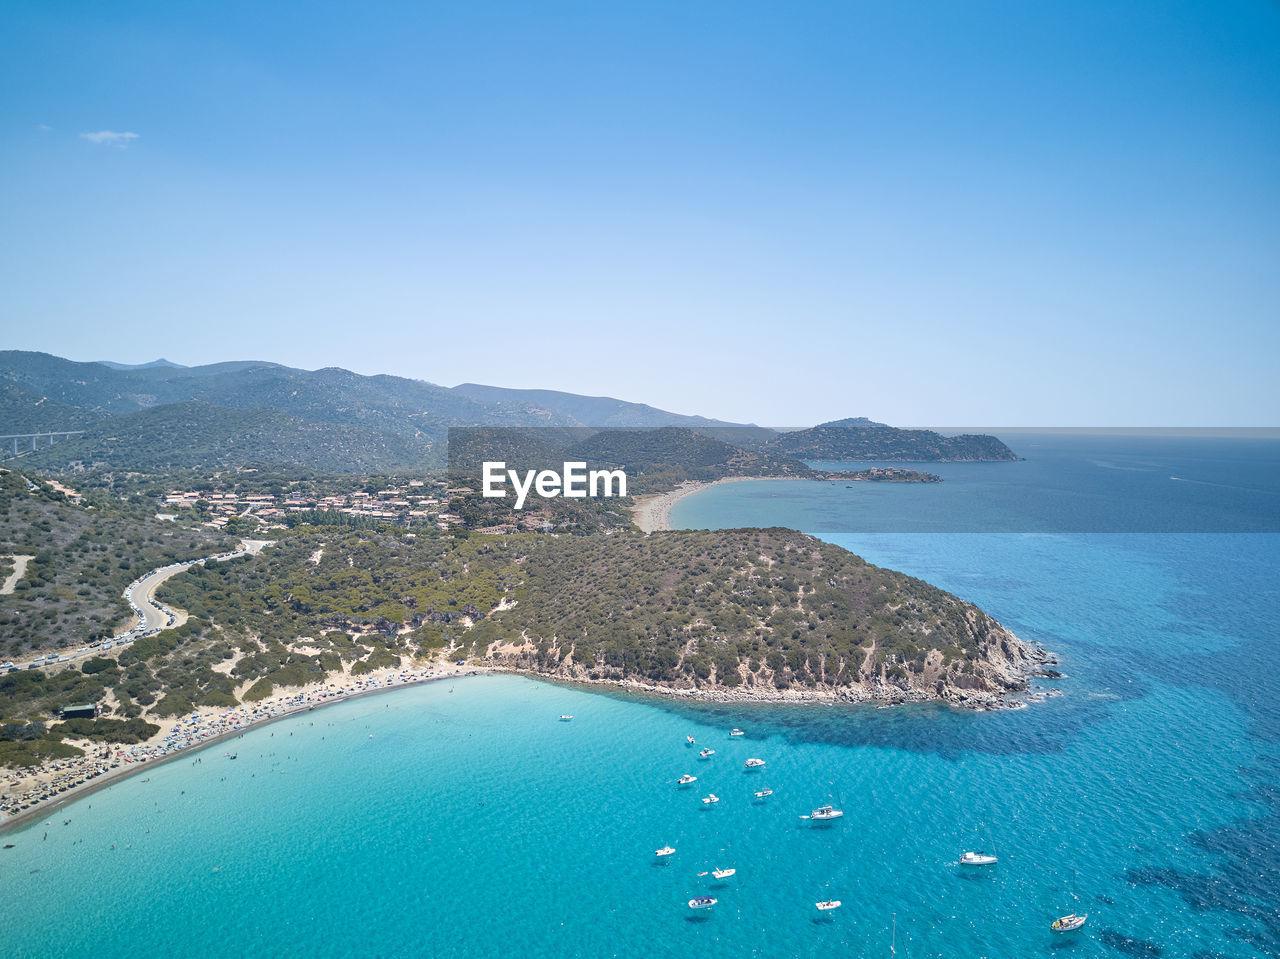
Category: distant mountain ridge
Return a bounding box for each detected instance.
[0,351,1018,473]
[95,359,187,371]
[452,383,742,430]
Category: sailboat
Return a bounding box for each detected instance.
[802,803,843,822]
[1052,870,1088,932]
[960,822,998,865]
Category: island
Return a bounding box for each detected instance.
[768,418,1020,461]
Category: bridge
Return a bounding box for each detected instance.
[0,431,85,456]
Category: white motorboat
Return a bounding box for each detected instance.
[730,728,744,736]
[686,735,696,744]
[701,793,719,805]
[711,867,736,880]
[744,757,765,768]
[1051,913,1087,933]
[959,850,997,866]
[804,804,843,821]
[676,774,697,786]
[754,788,773,799]
[558,714,573,721]
[699,748,715,759]
[655,846,676,857]
[688,896,717,910]
[816,900,842,911]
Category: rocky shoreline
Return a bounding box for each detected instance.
[489,639,1061,712]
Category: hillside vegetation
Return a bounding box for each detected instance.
[768,422,1019,461]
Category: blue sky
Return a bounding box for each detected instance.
[2,0,1277,425]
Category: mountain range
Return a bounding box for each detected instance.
[0,351,1016,473]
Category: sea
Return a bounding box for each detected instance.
[2,432,1278,959]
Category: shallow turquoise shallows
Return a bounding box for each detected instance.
[3,433,1277,958]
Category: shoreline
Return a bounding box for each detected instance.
[489,654,1059,712]
[0,660,489,835]
[631,476,808,532]
[3,643,1061,835]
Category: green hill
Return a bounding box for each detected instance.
[768,423,1018,461]
[21,402,439,473]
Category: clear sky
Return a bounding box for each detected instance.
[2,0,1277,426]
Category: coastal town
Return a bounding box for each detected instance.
[159,475,560,534]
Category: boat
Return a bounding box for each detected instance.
[686,735,696,744]
[699,748,715,759]
[558,715,573,721]
[744,757,766,768]
[676,774,697,786]
[701,793,719,805]
[730,728,744,736]
[959,850,997,866]
[711,867,736,880]
[655,846,676,857]
[688,896,717,910]
[816,900,842,911]
[754,788,773,799]
[1051,913,1087,933]
[804,804,843,821]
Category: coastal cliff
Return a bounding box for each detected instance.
[480,528,1050,709]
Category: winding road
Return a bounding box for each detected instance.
[4,539,272,673]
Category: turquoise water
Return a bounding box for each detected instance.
[3,434,1278,958]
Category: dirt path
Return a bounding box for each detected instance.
[0,555,34,595]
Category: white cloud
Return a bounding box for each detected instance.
[80,130,139,147]
[38,123,52,132]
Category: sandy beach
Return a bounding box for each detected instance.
[630,476,812,532]
[0,659,488,834]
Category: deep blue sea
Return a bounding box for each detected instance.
[2,433,1277,958]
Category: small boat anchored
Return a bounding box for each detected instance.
[959,850,997,866]
[730,728,745,736]
[701,793,719,805]
[688,896,717,910]
[816,900,842,912]
[558,715,573,721]
[803,804,844,821]
[754,788,773,799]
[699,748,716,759]
[655,846,676,858]
[686,735,696,745]
[744,757,766,769]
[712,867,736,880]
[1051,913,1088,933]
[676,774,697,787]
